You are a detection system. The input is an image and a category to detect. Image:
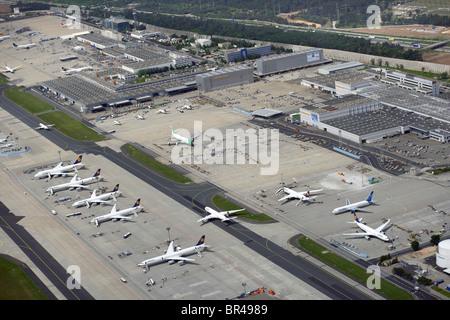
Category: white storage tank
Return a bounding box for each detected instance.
[436,239,450,269]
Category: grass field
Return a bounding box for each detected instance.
[0,75,8,85]
[3,87,54,114]
[125,144,192,184]
[296,236,414,300]
[37,111,105,141]
[0,256,48,300]
[211,194,275,222]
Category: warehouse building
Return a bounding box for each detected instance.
[195,65,254,92]
[225,45,272,63]
[255,49,329,76]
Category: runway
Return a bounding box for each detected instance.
[0,83,382,300]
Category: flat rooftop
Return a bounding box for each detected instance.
[322,105,450,136]
[302,95,378,114]
[360,86,450,124]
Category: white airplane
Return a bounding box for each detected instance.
[61,66,92,74]
[72,184,121,208]
[90,198,142,227]
[0,64,21,73]
[0,136,10,143]
[332,191,374,215]
[34,155,84,179]
[276,187,323,206]
[343,211,390,241]
[170,126,200,146]
[0,35,10,41]
[197,206,245,223]
[13,42,36,49]
[156,108,168,114]
[113,120,121,126]
[46,169,102,195]
[135,114,145,120]
[0,142,14,149]
[34,123,55,130]
[137,235,209,269]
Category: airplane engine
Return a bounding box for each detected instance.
[365,235,371,240]
[76,187,82,191]
[168,260,176,265]
[69,187,75,191]
[178,261,185,266]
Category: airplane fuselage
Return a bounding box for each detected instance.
[138,245,205,267]
[72,191,120,207]
[332,200,370,214]
[34,163,84,179]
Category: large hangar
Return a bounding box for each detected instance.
[195,65,254,93]
[255,49,329,76]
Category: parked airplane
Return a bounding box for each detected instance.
[13,42,36,49]
[137,235,209,269]
[276,187,323,206]
[343,211,390,241]
[113,120,121,126]
[0,136,9,143]
[332,191,374,215]
[1,63,21,73]
[46,169,102,195]
[135,114,145,120]
[34,155,84,179]
[0,35,10,41]
[90,198,142,227]
[72,184,121,208]
[197,206,245,223]
[156,108,168,114]
[0,142,14,149]
[169,126,201,146]
[34,123,55,130]
[61,66,92,74]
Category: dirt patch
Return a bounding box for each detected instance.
[351,25,450,39]
[277,11,322,28]
[422,51,450,66]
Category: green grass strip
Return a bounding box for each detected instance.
[4,87,54,114]
[297,235,414,300]
[125,144,192,184]
[37,111,105,141]
[0,256,48,300]
[212,194,275,222]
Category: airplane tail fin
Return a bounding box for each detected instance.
[305,191,311,198]
[351,210,361,223]
[196,235,206,246]
[93,169,101,177]
[74,155,83,164]
[12,43,17,47]
[133,199,141,207]
[62,67,67,71]
[112,184,119,192]
[366,191,374,202]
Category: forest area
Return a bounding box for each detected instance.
[44,0,450,27]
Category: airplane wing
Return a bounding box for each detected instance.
[220,209,245,215]
[197,215,214,223]
[220,216,238,222]
[278,195,292,202]
[170,256,196,262]
[343,232,369,237]
[375,219,390,233]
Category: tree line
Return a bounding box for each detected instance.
[122,11,422,61]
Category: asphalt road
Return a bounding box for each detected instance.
[0,83,406,300]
